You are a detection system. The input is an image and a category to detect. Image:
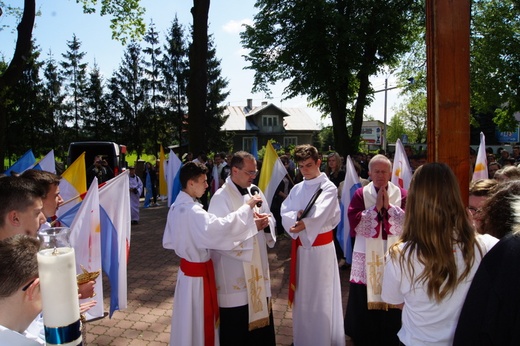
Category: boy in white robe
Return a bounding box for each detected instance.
[281,144,344,346]
[163,161,263,346]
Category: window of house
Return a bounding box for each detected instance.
[262,115,278,127]
[284,137,297,147]
[243,137,254,152]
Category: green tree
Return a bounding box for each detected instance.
[240,0,422,157]
[471,0,520,131]
[83,64,113,140]
[106,75,126,145]
[41,51,66,160]
[142,20,163,155]
[0,0,145,169]
[5,41,50,156]
[60,34,89,138]
[317,126,335,153]
[160,16,189,148]
[205,35,231,152]
[386,114,407,144]
[390,92,427,143]
[113,41,147,157]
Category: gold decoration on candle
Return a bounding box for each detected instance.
[76,265,101,285]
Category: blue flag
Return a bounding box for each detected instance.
[337,156,362,264]
[4,149,36,175]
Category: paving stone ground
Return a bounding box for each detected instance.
[85,202,354,346]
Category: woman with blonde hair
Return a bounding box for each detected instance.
[382,162,498,345]
[325,152,345,187]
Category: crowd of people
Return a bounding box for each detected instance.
[4,142,520,345]
[164,145,520,345]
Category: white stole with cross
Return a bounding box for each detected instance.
[363,183,402,310]
[229,189,270,330]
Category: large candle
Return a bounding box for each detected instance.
[37,228,82,346]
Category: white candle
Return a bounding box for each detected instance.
[37,247,82,345]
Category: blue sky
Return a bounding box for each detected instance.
[0,0,401,127]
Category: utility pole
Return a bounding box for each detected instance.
[374,77,400,153]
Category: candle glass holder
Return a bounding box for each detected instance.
[37,227,82,346]
[38,226,72,252]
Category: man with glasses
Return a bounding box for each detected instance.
[0,234,43,345]
[208,151,276,345]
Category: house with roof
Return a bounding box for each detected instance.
[222,99,319,152]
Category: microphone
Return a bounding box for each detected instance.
[249,186,263,207]
[250,186,271,234]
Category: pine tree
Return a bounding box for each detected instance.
[42,51,66,160]
[113,42,148,157]
[6,41,50,156]
[106,75,126,145]
[161,16,189,148]
[84,63,113,140]
[142,20,164,155]
[60,34,89,139]
[205,35,231,152]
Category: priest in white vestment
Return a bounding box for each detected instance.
[344,154,407,345]
[208,151,277,345]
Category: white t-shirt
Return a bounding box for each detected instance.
[382,233,498,346]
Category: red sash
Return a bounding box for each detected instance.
[180,258,219,346]
[288,230,333,307]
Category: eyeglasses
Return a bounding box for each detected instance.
[467,206,482,215]
[22,278,37,291]
[240,169,258,177]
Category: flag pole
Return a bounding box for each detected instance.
[59,194,82,207]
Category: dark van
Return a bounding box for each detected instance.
[67,141,127,186]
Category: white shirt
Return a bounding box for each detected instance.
[382,233,498,346]
[0,324,44,346]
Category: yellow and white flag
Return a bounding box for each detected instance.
[258,141,288,205]
[472,132,488,181]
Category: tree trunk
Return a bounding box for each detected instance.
[352,70,372,155]
[330,107,349,157]
[187,0,209,155]
[0,0,35,170]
